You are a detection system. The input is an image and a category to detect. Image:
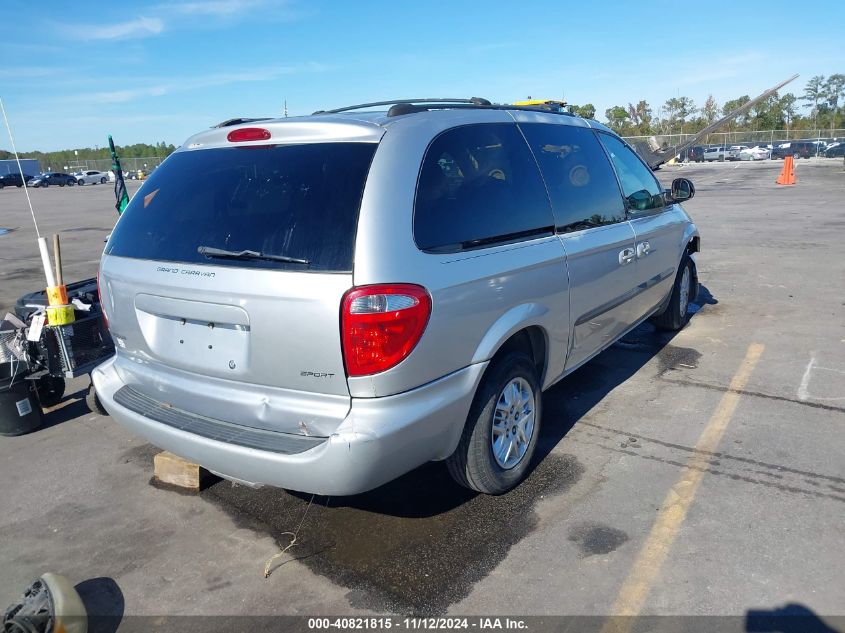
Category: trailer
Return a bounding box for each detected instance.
[13,278,114,414]
[0,158,40,177]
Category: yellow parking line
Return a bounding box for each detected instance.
[602,342,765,632]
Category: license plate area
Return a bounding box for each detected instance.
[134,295,250,377]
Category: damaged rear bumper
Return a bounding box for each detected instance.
[92,356,487,495]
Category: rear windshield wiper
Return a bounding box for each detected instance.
[197,246,310,265]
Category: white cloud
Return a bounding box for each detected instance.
[71,16,164,41]
[60,63,330,105]
[0,66,56,78]
[165,0,270,16]
[180,63,331,89]
[72,85,169,104]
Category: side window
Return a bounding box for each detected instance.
[414,123,554,252]
[598,133,664,215]
[520,123,625,232]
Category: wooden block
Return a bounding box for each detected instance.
[153,451,210,491]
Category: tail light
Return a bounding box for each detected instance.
[97,269,108,329]
[227,127,271,142]
[341,284,431,377]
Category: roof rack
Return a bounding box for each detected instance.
[312,97,577,119]
[383,102,577,118]
[313,98,492,115]
[212,117,273,128]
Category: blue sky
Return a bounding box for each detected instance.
[2,0,843,152]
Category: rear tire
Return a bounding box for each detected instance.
[447,352,542,494]
[86,384,108,416]
[651,254,695,331]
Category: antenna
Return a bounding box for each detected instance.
[0,97,40,238]
[1,96,58,290]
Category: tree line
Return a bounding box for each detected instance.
[0,142,177,170]
[4,75,843,161]
[571,74,845,137]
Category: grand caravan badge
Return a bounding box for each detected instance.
[155,266,216,278]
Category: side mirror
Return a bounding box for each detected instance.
[670,177,695,202]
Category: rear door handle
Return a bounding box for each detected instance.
[637,241,651,258]
[618,248,635,265]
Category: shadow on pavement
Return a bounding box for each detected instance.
[533,284,716,468]
[746,603,842,633]
[36,388,90,431]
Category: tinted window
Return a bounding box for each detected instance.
[106,143,377,272]
[598,133,664,214]
[414,123,553,252]
[520,123,625,232]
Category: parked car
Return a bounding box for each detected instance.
[93,100,700,496]
[726,145,749,161]
[772,141,818,159]
[0,173,33,188]
[678,146,705,163]
[738,146,771,161]
[703,146,726,161]
[27,172,77,187]
[824,142,845,158]
[74,170,109,185]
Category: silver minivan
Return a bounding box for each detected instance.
[93,98,700,496]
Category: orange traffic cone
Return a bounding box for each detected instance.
[776,154,796,185]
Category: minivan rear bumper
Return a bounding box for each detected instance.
[93,356,487,495]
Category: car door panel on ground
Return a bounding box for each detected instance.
[597,132,685,321]
[519,123,638,372]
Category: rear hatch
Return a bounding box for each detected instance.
[100,123,381,436]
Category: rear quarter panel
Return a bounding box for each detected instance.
[350,110,570,398]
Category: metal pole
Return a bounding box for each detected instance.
[53,234,63,286]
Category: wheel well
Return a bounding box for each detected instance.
[491,327,547,383]
[686,236,700,254]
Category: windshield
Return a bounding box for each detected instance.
[105,142,377,272]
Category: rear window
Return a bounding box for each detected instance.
[105,143,377,272]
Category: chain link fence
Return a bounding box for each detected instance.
[58,156,167,174]
[623,129,845,151]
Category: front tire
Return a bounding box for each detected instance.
[447,352,542,494]
[651,254,695,331]
[100,177,107,184]
[77,179,85,185]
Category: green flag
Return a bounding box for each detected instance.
[108,135,129,214]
